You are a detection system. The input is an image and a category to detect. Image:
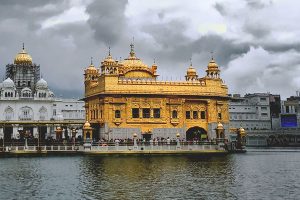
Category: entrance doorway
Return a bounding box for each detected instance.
[142,134,152,141]
[186,126,207,141]
[4,126,13,142]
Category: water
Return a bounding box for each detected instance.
[1,152,300,200]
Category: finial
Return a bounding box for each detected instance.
[41,73,43,79]
[130,37,135,57]
[90,57,93,65]
[153,58,156,64]
[108,46,111,56]
[22,43,25,50]
[190,57,192,66]
[210,51,214,60]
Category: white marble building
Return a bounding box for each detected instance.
[0,46,85,141]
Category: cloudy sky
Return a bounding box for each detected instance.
[0,0,299,99]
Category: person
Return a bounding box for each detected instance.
[166,137,171,145]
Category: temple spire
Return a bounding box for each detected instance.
[210,51,214,60]
[190,57,192,66]
[22,43,25,50]
[130,37,135,57]
[90,57,93,65]
[108,46,111,56]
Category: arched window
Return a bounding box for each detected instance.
[39,107,47,120]
[172,110,178,119]
[4,106,14,120]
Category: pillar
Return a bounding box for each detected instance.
[33,127,38,138]
[0,128,3,139]
[13,125,19,139]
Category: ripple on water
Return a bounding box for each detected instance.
[1,153,300,199]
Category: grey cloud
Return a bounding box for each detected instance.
[246,0,272,9]
[263,43,300,53]
[86,0,128,46]
[243,22,271,38]
[214,2,227,16]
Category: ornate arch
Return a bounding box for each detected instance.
[4,106,14,120]
[39,106,48,120]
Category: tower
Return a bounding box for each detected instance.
[5,44,40,94]
[100,48,118,76]
[185,59,198,81]
[206,57,220,79]
[84,57,99,82]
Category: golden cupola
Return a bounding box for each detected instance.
[120,43,157,79]
[14,44,33,65]
[84,57,99,82]
[206,57,220,79]
[101,48,118,75]
[101,47,116,66]
[185,60,198,81]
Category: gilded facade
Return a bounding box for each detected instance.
[84,44,229,141]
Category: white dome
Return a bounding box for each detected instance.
[2,78,15,88]
[36,78,48,90]
[48,90,55,97]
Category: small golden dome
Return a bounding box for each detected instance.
[239,127,245,132]
[86,57,98,72]
[187,66,196,74]
[83,121,92,129]
[102,47,116,65]
[14,44,32,65]
[207,58,219,69]
[217,122,224,129]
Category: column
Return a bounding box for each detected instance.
[47,126,51,138]
[0,128,3,139]
[13,125,19,139]
[33,127,38,138]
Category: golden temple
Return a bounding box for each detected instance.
[84,44,229,141]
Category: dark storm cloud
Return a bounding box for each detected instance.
[214,2,227,16]
[0,0,67,29]
[86,0,128,46]
[142,20,250,69]
[263,43,300,53]
[190,35,250,67]
[243,22,271,38]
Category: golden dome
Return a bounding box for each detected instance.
[217,122,224,129]
[102,47,116,65]
[86,57,98,72]
[83,121,92,129]
[239,127,245,132]
[14,44,32,65]
[207,58,219,69]
[187,66,197,75]
[121,43,149,69]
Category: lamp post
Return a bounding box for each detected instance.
[24,130,29,150]
[37,123,40,151]
[71,128,77,146]
[176,133,181,149]
[133,133,138,150]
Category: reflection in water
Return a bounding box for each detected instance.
[1,153,300,199]
[78,156,234,199]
